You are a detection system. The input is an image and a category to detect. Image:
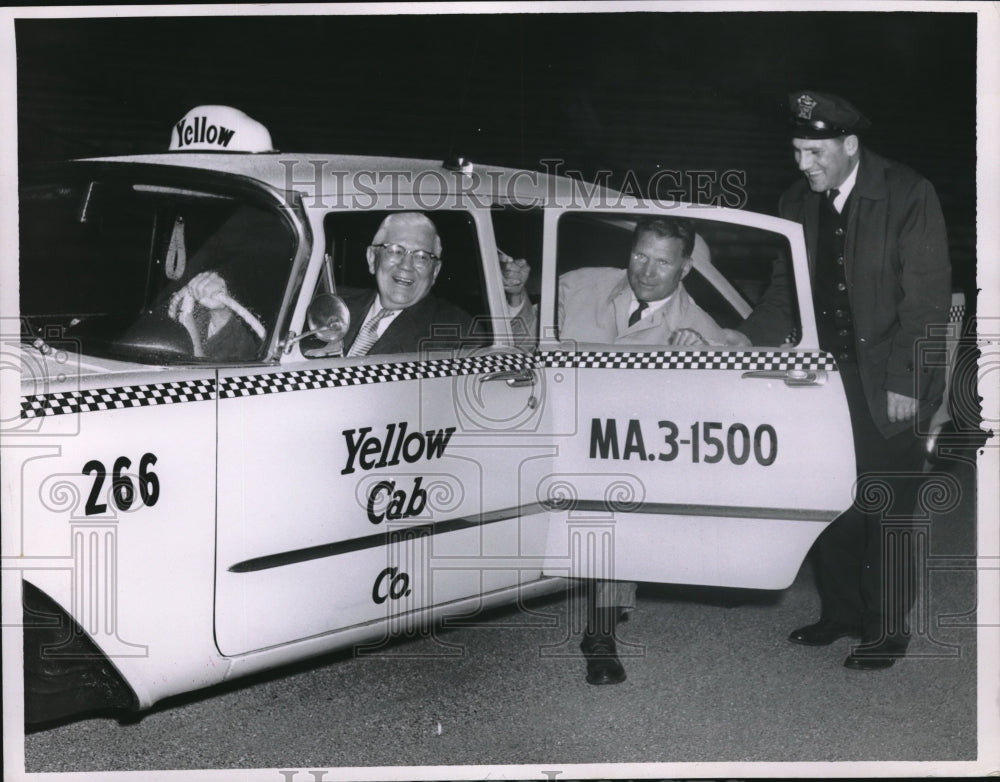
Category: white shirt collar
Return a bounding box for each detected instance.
[629,290,673,320]
[830,159,859,213]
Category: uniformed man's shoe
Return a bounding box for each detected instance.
[844,639,906,671]
[788,619,863,646]
[580,635,626,685]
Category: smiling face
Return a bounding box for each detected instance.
[792,135,858,193]
[626,231,692,303]
[366,217,442,310]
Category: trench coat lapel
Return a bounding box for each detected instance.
[803,191,821,277]
[845,149,889,286]
[611,277,637,336]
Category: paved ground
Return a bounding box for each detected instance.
[21,454,983,777]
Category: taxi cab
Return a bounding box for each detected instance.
[11,105,870,723]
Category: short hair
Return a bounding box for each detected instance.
[372,212,443,258]
[633,216,696,258]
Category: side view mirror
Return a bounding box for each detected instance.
[284,293,351,353]
[307,293,351,343]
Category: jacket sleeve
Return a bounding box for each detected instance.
[883,178,952,399]
[507,296,538,342]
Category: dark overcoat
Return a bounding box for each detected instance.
[743,147,952,437]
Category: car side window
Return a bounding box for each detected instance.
[553,211,800,349]
[694,220,801,347]
[307,210,493,359]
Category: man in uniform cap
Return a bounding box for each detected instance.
[741,91,952,669]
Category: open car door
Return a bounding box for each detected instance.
[536,204,856,590]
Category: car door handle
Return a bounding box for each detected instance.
[740,369,827,387]
[480,368,536,387]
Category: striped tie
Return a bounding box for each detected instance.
[628,301,648,327]
[347,308,391,357]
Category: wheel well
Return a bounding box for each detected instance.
[22,580,139,725]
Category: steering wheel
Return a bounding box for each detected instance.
[167,272,266,358]
[214,292,266,341]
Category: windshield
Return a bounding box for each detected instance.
[20,170,296,364]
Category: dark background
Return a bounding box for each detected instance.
[11,11,989,771]
[15,10,978,301]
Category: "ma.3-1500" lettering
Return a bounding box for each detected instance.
[590,418,778,466]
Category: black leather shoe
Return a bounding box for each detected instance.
[580,636,626,685]
[844,639,906,671]
[788,619,863,646]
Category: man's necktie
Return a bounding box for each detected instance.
[826,188,840,213]
[347,308,391,357]
[628,301,649,327]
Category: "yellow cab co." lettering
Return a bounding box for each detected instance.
[372,567,411,604]
[366,476,428,524]
[341,422,455,475]
[174,115,237,148]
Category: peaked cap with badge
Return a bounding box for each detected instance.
[789,90,871,139]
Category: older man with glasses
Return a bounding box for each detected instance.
[339,212,474,356]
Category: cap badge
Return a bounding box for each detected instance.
[796,93,817,120]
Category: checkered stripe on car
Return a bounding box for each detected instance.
[20,350,836,417]
[21,378,217,419]
[219,352,533,398]
[537,350,838,372]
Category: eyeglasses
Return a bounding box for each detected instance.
[372,243,440,270]
[630,251,685,269]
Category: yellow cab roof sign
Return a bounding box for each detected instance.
[169,105,274,153]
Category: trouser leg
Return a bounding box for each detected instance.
[810,364,927,643]
[807,365,872,627]
[580,580,629,685]
[810,507,867,625]
[592,580,637,618]
[857,428,926,646]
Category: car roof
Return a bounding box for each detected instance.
[80,152,593,206]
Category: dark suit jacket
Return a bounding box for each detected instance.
[741,147,952,437]
[339,287,477,355]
